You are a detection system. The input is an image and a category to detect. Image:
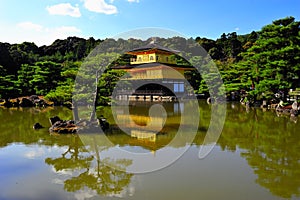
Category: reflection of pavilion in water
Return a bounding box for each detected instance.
[115,102,184,142]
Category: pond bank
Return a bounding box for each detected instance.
[0,95,54,108]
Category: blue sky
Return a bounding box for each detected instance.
[0,0,299,46]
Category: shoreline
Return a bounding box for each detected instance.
[0,95,54,108]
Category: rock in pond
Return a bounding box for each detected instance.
[99,117,109,130]
[49,116,77,134]
[49,116,110,134]
[49,116,62,126]
[33,123,44,129]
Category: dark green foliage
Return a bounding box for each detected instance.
[0,43,18,74]
[39,36,102,62]
[97,69,126,105]
[0,16,299,103]
[45,62,80,103]
[0,36,101,74]
[233,16,300,100]
[215,32,243,60]
[197,16,300,101]
[29,61,62,95]
[0,37,100,99]
[0,74,19,99]
[184,70,201,91]
[16,64,35,95]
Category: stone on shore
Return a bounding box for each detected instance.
[20,97,34,107]
[0,95,53,108]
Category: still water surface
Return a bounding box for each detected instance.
[0,101,299,200]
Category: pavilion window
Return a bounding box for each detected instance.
[174,82,184,92]
[179,83,184,92]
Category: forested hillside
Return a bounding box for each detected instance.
[0,16,299,105]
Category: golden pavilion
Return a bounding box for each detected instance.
[112,40,195,102]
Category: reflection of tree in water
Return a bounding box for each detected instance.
[64,158,133,197]
[45,136,133,198]
[218,104,300,199]
[45,136,93,171]
[242,147,300,199]
[0,107,73,148]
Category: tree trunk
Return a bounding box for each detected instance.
[73,101,79,121]
[90,70,99,122]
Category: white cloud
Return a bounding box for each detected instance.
[235,27,240,31]
[24,148,45,159]
[52,178,64,185]
[106,0,140,4]
[74,189,97,200]
[47,3,81,17]
[53,26,82,35]
[17,22,43,32]
[51,166,74,175]
[83,0,118,15]
[5,21,82,46]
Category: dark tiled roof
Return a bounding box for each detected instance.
[128,41,180,54]
[132,62,193,69]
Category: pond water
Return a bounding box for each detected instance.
[0,101,299,200]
